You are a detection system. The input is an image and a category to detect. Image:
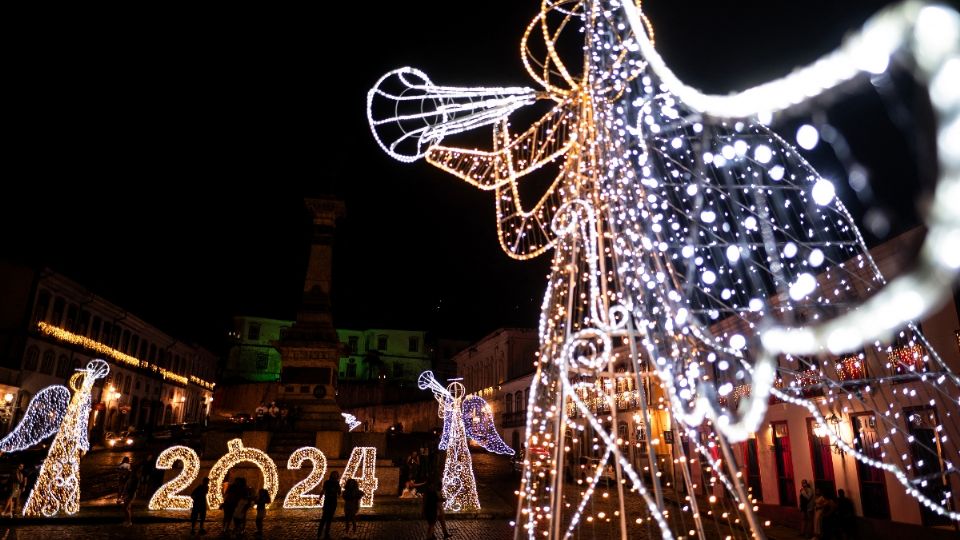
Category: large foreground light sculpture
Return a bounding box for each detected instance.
[0,359,109,517]
[371,1,960,538]
[419,371,514,512]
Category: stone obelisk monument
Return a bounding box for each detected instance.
[274,196,346,456]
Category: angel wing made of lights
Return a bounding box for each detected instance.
[0,385,70,454]
[373,1,960,537]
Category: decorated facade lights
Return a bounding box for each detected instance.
[0,360,110,516]
[36,322,213,389]
[369,0,960,536]
[419,371,514,512]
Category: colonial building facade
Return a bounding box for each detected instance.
[0,263,217,438]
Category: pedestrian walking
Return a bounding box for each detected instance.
[317,471,340,540]
[255,487,270,536]
[422,480,451,539]
[116,457,131,504]
[190,477,209,535]
[342,478,363,537]
[1,463,26,517]
[121,464,142,526]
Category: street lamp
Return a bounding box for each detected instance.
[813,414,843,454]
[0,393,15,428]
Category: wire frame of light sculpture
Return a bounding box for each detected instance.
[148,446,201,510]
[283,446,328,509]
[16,360,109,517]
[370,1,960,537]
[419,371,481,512]
[207,439,279,510]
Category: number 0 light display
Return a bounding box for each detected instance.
[370,1,960,538]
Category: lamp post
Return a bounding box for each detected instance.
[0,392,16,433]
[813,414,844,454]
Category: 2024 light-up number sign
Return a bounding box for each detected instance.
[148,439,378,511]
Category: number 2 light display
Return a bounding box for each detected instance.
[369,1,960,538]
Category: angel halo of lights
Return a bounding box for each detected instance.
[419,371,514,512]
[0,359,109,517]
[370,0,960,538]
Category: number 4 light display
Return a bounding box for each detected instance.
[369,1,960,538]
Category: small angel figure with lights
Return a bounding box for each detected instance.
[418,371,514,512]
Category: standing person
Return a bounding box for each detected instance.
[835,489,855,539]
[1,463,26,517]
[317,471,340,540]
[422,481,451,539]
[116,457,132,504]
[407,452,421,483]
[799,479,815,537]
[190,477,209,535]
[342,478,363,537]
[254,487,270,536]
[222,477,247,536]
[139,454,155,497]
[398,455,410,496]
[231,486,252,537]
[122,464,142,526]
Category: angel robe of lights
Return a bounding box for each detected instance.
[372,2,960,538]
[419,371,514,512]
[0,359,109,517]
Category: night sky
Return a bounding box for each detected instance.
[3,0,952,351]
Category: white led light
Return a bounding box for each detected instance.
[812,179,836,205]
[796,124,820,150]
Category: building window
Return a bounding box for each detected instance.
[32,290,51,323]
[393,363,404,378]
[121,330,131,353]
[149,344,157,362]
[111,325,121,348]
[40,350,56,375]
[346,360,357,378]
[90,316,101,340]
[24,346,39,371]
[256,352,269,371]
[348,336,359,354]
[377,335,388,350]
[50,297,65,326]
[300,386,310,394]
[76,310,90,336]
[408,336,419,353]
[248,323,261,341]
[130,335,140,358]
[524,388,530,409]
[505,393,513,413]
[139,340,148,359]
[135,378,141,390]
[65,304,78,332]
[123,374,132,394]
[55,354,71,379]
[101,321,113,345]
[515,393,523,412]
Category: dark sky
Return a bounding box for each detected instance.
[3,0,951,351]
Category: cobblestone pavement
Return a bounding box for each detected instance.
[0,518,515,539]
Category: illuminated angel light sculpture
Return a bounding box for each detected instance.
[372,1,960,538]
[0,359,109,517]
[419,371,514,512]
